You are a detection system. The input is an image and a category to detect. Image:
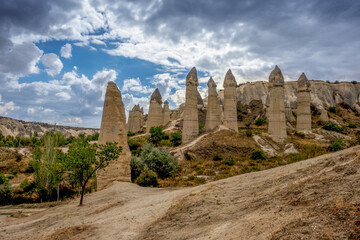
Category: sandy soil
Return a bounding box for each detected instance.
[1,146,359,240]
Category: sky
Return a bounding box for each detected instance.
[0,0,359,128]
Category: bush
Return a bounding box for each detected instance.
[356,131,360,144]
[148,127,166,145]
[138,144,178,179]
[0,183,12,205]
[331,138,345,152]
[212,154,223,161]
[328,107,336,113]
[199,123,205,133]
[251,150,267,160]
[348,123,357,128]
[127,131,135,137]
[223,159,235,166]
[170,132,182,147]
[322,123,346,133]
[245,122,251,128]
[254,118,265,126]
[20,180,36,192]
[0,172,9,185]
[135,170,158,187]
[246,129,253,137]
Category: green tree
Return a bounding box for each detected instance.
[170,132,182,147]
[64,138,122,205]
[149,127,166,145]
[254,118,265,126]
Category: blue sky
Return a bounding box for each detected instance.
[0,0,359,128]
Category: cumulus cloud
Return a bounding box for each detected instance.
[122,77,154,95]
[41,53,63,76]
[0,94,19,115]
[60,43,72,58]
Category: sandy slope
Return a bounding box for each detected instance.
[1,146,359,240]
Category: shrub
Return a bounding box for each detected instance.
[0,183,12,205]
[223,159,235,166]
[128,138,143,156]
[135,170,158,187]
[148,127,166,145]
[139,144,178,179]
[356,131,360,144]
[170,132,182,146]
[0,172,9,185]
[328,107,336,113]
[20,180,36,192]
[331,138,345,152]
[193,176,206,184]
[251,150,267,160]
[348,123,357,128]
[159,139,172,147]
[199,123,205,133]
[254,118,265,126]
[246,129,253,137]
[245,122,251,128]
[322,123,346,133]
[127,131,135,137]
[212,154,223,161]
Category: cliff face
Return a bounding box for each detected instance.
[216,80,360,111]
[0,117,98,137]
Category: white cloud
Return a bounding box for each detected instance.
[0,98,19,115]
[122,77,154,94]
[55,92,71,101]
[41,53,63,76]
[60,43,72,58]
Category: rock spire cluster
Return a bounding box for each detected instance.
[182,67,200,143]
[97,81,131,189]
[268,66,287,142]
[222,69,238,131]
[296,73,312,132]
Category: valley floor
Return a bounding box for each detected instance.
[1,146,359,240]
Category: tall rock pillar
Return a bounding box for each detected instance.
[147,88,163,132]
[128,104,144,133]
[205,77,221,131]
[182,67,199,143]
[223,69,238,131]
[268,66,287,142]
[163,100,171,126]
[296,73,312,132]
[97,81,131,189]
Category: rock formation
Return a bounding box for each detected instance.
[147,88,163,132]
[222,69,238,131]
[128,104,144,133]
[182,67,199,143]
[97,81,131,189]
[268,66,287,142]
[296,73,312,132]
[163,100,171,126]
[205,77,221,131]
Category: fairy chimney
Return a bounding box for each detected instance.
[163,100,171,126]
[147,88,163,132]
[205,77,221,131]
[222,69,238,131]
[296,73,312,132]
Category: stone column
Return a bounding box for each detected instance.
[296,73,312,132]
[268,66,287,142]
[163,100,171,126]
[223,69,238,131]
[128,104,143,133]
[182,67,199,143]
[147,88,163,132]
[205,77,221,131]
[97,81,131,190]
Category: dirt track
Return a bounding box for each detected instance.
[1,146,359,240]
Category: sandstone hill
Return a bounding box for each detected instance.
[0,116,98,138]
[1,145,359,240]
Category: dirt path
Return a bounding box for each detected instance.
[1,146,359,240]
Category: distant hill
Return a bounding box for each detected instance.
[0,116,99,138]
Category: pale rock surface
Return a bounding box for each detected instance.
[127,104,144,133]
[268,66,287,142]
[296,73,312,132]
[182,67,199,143]
[147,88,163,132]
[97,81,131,189]
[205,77,221,131]
[222,69,238,131]
[319,109,329,123]
[284,143,299,154]
[163,100,171,126]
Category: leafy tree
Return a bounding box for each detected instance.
[251,150,267,160]
[64,138,122,205]
[0,173,11,205]
[170,132,182,146]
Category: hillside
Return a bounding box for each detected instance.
[1,145,359,240]
[0,117,99,138]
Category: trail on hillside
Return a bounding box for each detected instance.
[1,146,359,240]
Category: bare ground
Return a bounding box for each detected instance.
[1,146,360,240]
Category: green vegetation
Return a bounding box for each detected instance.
[127,131,135,137]
[322,123,347,134]
[148,127,166,145]
[330,138,345,152]
[212,154,222,161]
[222,159,235,166]
[348,123,357,128]
[328,107,336,113]
[170,132,182,146]
[199,123,205,133]
[135,170,158,187]
[250,150,267,160]
[254,118,265,126]
[0,173,11,205]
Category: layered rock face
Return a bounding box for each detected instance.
[222,69,238,131]
[97,81,131,189]
[296,73,312,132]
[268,66,287,142]
[182,67,199,143]
[128,104,144,133]
[147,88,163,132]
[205,77,221,131]
[163,100,171,126]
